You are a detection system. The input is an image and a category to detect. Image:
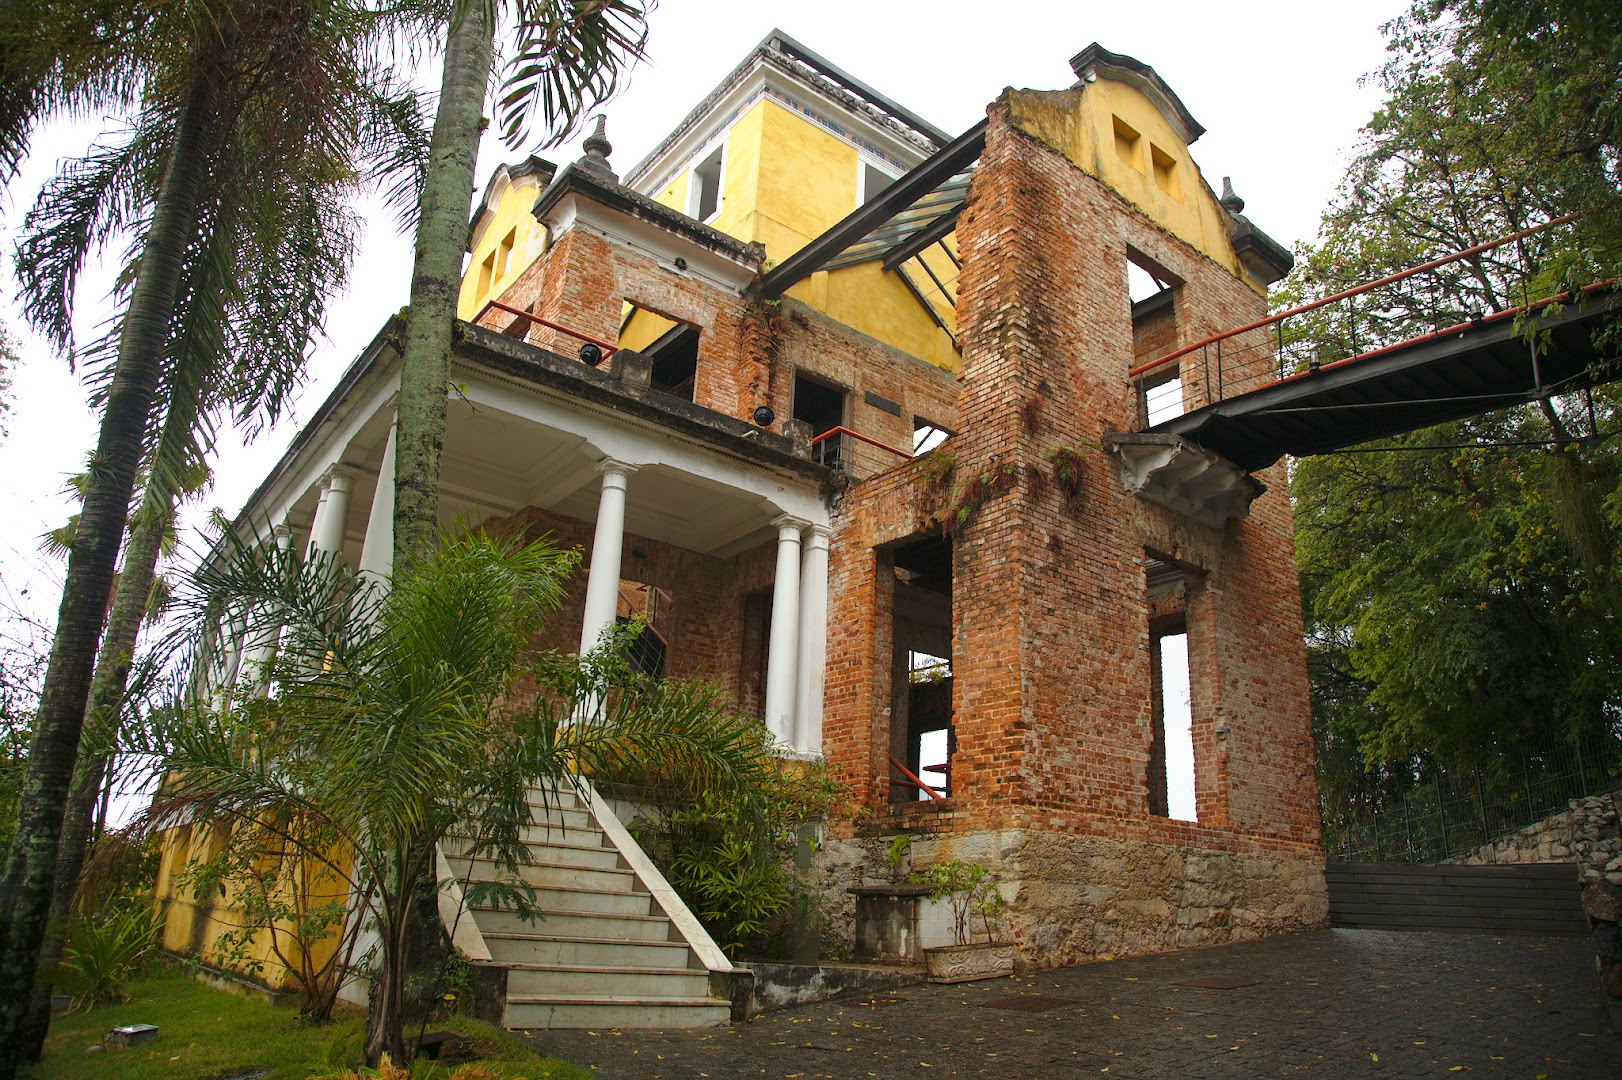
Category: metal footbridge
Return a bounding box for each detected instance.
[1131,218,1622,471]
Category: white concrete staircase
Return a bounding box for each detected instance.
[437,778,735,1029]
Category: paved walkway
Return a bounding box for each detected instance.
[529,930,1619,1078]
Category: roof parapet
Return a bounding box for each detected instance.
[1069,43,1205,145]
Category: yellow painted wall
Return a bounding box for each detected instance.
[647,98,963,372]
[457,171,552,320]
[155,821,355,994]
[1006,83,1261,293]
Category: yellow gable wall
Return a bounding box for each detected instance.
[645,97,962,372]
[1006,82,1261,294]
[457,173,551,320]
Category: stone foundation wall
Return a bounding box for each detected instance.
[820,828,1327,970]
[1448,790,1622,886]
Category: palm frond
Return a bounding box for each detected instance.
[496,0,654,149]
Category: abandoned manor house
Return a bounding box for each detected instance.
[155,31,1324,1027]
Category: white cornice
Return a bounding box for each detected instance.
[627,55,934,199]
[538,190,760,295]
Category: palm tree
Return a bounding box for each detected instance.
[0,1,430,1067]
[392,0,655,574]
[136,526,773,1067]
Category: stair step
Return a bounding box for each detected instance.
[503,996,730,1030]
[525,785,584,810]
[505,963,711,999]
[445,830,622,869]
[469,905,674,940]
[481,932,693,968]
[521,804,596,831]
[446,856,635,893]
[506,886,652,916]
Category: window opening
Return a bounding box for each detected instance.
[690,144,723,222]
[496,227,516,279]
[912,418,952,455]
[477,250,497,298]
[738,589,772,718]
[793,372,850,472]
[861,162,896,206]
[620,304,700,401]
[1146,558,1196,821]
[1128,249,1183,424]
[1112,115,1143,172]
[888,534,953,803]
[615,579,673,680]
[1150,144,1181,199]
[1143,374,1184,426]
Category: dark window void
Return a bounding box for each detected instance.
[793,372,850,472]
[620,305,699,401]
[616,580,672,679]
[1146,559,1196,821]
[862,162,895,205]
[888,534,954,803]
[738,589,772,719]
[692,146,723,221]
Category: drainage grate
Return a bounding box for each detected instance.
[1173,976,1260,989]
[978,994,1076,1012]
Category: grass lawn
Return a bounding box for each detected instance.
[29,968,591,1079]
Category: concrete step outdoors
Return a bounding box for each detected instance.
[510,885,654,917]
[520,803,596,832]
[505,963,712,999]
[444,829,623,870]
[468,904,675,941]
[503,996,730,1030]
[445,855,637,894]
[525,785,584,810]
[481,932,694,969]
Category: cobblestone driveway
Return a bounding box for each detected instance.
[529,930,1619,1078]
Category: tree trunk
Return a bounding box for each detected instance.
[362,869,412,1066]
[370,9,493,1062]
[0,58,219,1076]
[17,428,180,1059]
[391,0,495,580]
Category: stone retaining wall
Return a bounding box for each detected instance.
[822,828,1327,970]
[1448,790,1622,886]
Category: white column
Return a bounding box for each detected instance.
[238,522,293,691]
[578,459,638,655]
[793,523,831,756]
[357,421,397,584]
[309,466,354,559]
[306,484,331,559]
[763,516,806,748]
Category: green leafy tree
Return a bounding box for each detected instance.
[0,1,431,1067]
[135,526,775,1067]
[1284,1,1622,834]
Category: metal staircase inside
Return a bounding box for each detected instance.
[438,779,735,1029]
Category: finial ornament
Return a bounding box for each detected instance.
[578,116,618,182]
[1220,176,1245,214]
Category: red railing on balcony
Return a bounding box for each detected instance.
[1127,213,1588,424]
[473,299,619,365]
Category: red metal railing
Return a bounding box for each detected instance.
[888,752,947,802]
[473,299,618,363]
[1128,213,1587,424]
[810,425,914,473]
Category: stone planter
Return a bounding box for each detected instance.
[923,941,1014,984]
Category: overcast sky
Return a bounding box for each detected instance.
[0,0,1409,635]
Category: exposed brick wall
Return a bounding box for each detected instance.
[821,95,1323,962]
[485,504,777,696]
[470,107,1323,965]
